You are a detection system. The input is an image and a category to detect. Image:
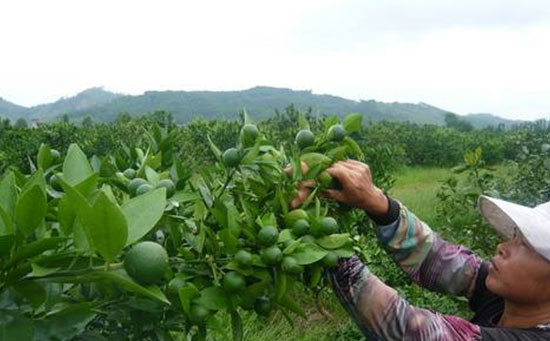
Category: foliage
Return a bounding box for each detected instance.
[0,112,384,340]
[436,147,504,258]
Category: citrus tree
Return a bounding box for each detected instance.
[0,113,370,340]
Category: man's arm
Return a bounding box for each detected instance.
[369,197,483,298]
[329,257,482,340]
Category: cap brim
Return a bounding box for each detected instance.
[479,195,550,262]
[478,195,523,239]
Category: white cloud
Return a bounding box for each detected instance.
[0,0,548,120]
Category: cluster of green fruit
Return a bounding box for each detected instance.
[126,175,176,197]
[119,118,358,323]
[222,123,259,168]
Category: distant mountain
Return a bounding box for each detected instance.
[0,86,523,128]
[0,97,27,119]
[28,87,122,120]
[463,113,525,129]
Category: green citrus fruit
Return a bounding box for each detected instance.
[254,296,273,316]
[285,209,309,226]
[301,235,316,244]
[124,241,168,285]
[222,148,241,167]
[261,246,282,265]
[167,276,186,304]
[318,171,333,187]
[257,226,279,247]
[189,304,210,324]
[322,252,339,269]
[168,276,186,295]
[128,178,147,195]
[240,124,259,147]
[281,256,304,274]
[222,271,246,292]
[295,129,315,149]
[49,174,63,191]
[328,124,346,142]
[123,168,136,179]
[50,149,61,162]
[157,179,176,197]
[292,219,310,237]
[320,217,339,235]
[235,250,252,267]
[136,183,154,196]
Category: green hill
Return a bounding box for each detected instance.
[0,86,523,127]
[0,97,27,119]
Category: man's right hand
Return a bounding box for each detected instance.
[323,160,389,216]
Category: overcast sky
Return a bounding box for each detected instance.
[0,0,549,120]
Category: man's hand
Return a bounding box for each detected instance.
[286,160,389,216]
[284,162,316,209]
[323,160,388,216]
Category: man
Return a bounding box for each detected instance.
[294,160,550,340]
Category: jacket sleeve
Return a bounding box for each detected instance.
[329,257,482,341]
[369,197,483,298]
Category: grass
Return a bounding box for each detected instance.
[388,167,455,226]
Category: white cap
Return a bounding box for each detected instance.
[478,195,550,263]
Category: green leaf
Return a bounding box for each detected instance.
[333,244,355,258]
[57,196,76,235]
[316,233,350,249]
[278,229,294,243]
[300,153,332,169]
[342,137,364,159]
[15,185,47,236]
[343,113,363,132]
[122,188,166,246]
[95,270,170,304]
[0,205,14,236]
[231,310,243,341]
[72,217,90,250]
[0,235,15,258]
[81,191,128,262]
[18,237,67,261]
[195,286,230,310]
[63,144,94,186]
[275,271,287,300]
[277,294,306,317]
[145,166,160,185]
[291,243,328,265]
[282,240,300,255]
[0,311,34,341]
[236,281,267,310]
[30,263,60,277]
[242,108,252,125]
[73,173,98,197]
[308,265,323,287]
[20,169,46,197]
[179,283,200,314]
[57,177,93,236]
[0,171,17,218]
[207,135,222,163]
[15,281,46,309]
[298,112,310,130]
[33,303,97,340]
[219,229,238,254]
[37,143,52,169]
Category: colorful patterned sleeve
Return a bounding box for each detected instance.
[329,257,482,340]
[374,200,483,297]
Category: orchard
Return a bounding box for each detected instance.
[0,113,371,340]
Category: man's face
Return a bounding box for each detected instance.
[486,233,550,304]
